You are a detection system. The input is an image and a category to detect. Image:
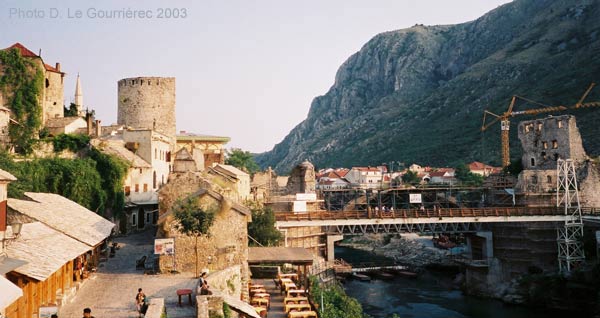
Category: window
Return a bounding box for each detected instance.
[45,78,50,88]
[552,140,558,149]
[543,141,548,149]
[155,149,157,159]
[525,124,531,133]
[531,175,538,184]
[124,186,131,196]
[153,171,157,188]
[143,184,148,192]
[537,123,543,131]
[139,168,142,174]
[146,212,151,224]
[135,184,139,192]
[166,151,171,162]
[558,120,563,128]
[131,213,137,226]
[531,158,536,167]
[554,153,559,161]
[547,176,552,184]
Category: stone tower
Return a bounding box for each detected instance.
[117,77,176,139]
[286,160,316,194]
[74,73,83,115]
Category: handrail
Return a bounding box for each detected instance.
[275,206,600,221]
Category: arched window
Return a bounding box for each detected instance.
[153,171,157,188]
[531,158,535,167]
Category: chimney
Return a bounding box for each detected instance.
[55,62,60,72]
[95,120,101,137]
[87,115,93,136]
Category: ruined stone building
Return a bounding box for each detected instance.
[286,160,316,194]
[1,43,65,124]
[208,164,251,202]
[516,115,600,206]
[157,174,251,296]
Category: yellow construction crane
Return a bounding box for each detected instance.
[481,83,597,167]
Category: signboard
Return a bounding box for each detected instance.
[154,238,175,255]
[409,193,422,204]
[295,193,317,201]
[292,201,307,213]
[39,306,58,318]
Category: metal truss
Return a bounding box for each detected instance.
[324,222,483,235]
[556,159,585,274]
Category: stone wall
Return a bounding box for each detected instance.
[286,161,316,195]
[145,298,165,318]
[197,265,243,300]
[118,77,176,139]
[42,64,64,124]
[285,226,325,258]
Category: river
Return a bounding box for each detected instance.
[336,246,571,318]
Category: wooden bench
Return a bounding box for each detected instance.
[177,289,193,306]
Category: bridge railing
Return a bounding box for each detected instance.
[274,206,582,221]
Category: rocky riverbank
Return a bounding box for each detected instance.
[338,233,459,268]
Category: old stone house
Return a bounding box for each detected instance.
[157,175,251,295]
[45,116,87,136]
[208,164,251,202]
[516,115,600,206]
[2,43,65,125]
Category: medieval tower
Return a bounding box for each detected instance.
[117,77,176,139]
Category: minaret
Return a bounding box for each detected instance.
[74,73,83,116]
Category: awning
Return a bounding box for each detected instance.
[222,294,261,318]
[248,247,314,265]
[0,276,22,310]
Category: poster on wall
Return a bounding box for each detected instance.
[154,238,175,255]
[39,306,58,318]
[409,193,422,204]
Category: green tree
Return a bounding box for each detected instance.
[504,159,523,176]
[455,164,484,186]
[173,196,216,277]
[225,148,259,174]
[401,170,420,185]
[64,103,79,117]
[309,276,364,318]
[247,203,282,246]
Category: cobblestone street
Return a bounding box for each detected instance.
[58,230,197,318]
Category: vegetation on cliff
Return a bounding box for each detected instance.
[257,0,600,173]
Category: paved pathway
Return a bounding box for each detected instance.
[59,230,197,318]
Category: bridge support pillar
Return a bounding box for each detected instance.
[466,231,493,260]
[326,235,344,262]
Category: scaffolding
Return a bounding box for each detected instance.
[556,159,585,274]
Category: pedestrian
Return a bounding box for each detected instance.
[82,308,95,318]
[199,272,212,295]
[135,288,146,317]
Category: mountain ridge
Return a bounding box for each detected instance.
[257,0,600,173]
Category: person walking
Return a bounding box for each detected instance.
[82,308,95,318]
[135,288,147,317]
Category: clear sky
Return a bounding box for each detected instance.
[0,0,511,153]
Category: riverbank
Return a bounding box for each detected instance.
[336,246,575,318]
[338,233,459,268]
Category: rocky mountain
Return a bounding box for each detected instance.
[256,0,600,173]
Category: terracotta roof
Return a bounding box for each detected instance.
[0,168,17,181]
[468,161,496,170]
[43,63,62,73]
[91,138,151,168]
[248,247,313,265]
[5,222,89,281]
[336,169,349,178]
[8,193,115,247]
[352,167,381,172]
[4,43,38,57]
[45,116,84,128]
[429,171,447,177]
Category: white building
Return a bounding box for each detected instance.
[345,166,386,189]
